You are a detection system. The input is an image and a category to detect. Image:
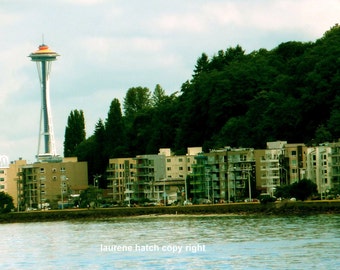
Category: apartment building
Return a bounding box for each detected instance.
[205,149,228,203]
[329,141,340,193]
[0,157,27,209]
[227,148,255,202]
[306,144,332,199]
[20,157,88,210]
[158,147,202,204]
[106,158,136,203]
[284,143,307,184]
[133,154,166,202]
[255,141,286,196]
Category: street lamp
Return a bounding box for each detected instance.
[247,171,252,202]
[227,171,231,203]
[163,179,167,206]
[233,167,237,202]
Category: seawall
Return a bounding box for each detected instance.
[1,201,339,223]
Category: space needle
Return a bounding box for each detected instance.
[29,43,60,162]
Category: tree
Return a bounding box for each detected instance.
[93,119,107,188]
[151,84,166,106]
[104,98,127,158]
[290,179,318,201]
[0,192,14,213]
[64,109,86,157]
[123,87,151,119]
[274,179,318,201]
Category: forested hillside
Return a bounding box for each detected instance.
[65,25,340,186]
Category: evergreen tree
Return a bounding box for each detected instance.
[105,98,127,158]
[63,109,86,157]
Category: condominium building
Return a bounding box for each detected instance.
[284,143,307,184]
[306,144,332,199]
[0,157,27,209]
[329,141,340,193]
[255,141,286,196]
[205,149,228,203]
[106,158,136,203]
[227,148,255,202]
[133,154,166,202]
[20,157,88,210]
[159,147,202,204]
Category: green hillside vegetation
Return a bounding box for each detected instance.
[64,25,340,187]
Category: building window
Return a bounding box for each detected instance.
[167,159,171,162]
[178,158,183,162]
[167,167,171,171]
[52,168,57,173]
[179,167,183,171]
[291,150,297,156]
[0,170,4,174]
[60,167,66,172]
[0,185,4,189]
[52,176,57,181]
[40,168,45,173]
[0,178,4,181]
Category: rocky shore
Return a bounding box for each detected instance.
[1,201,339,223]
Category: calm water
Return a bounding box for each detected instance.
[0,214,339,269]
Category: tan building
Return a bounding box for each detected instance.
[0,157,27,209]
[20,157,88,210]
[284,143,307,184]
[160,147,202,204]
[254,141,286,196]
[106,158,136,203]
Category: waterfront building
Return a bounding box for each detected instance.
[205,149,229,203]
[0,157,26,209]
[227,148,255,202]
[133,154,166,202]
[159,147,202,204]
[329,141,340,194]
[255,141,286,196]
[284,143,307,184]
[20,157,88,210]
[106,158,136,203]
[306,144,332,199]
[187,152,208,204]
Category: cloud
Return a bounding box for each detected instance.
[0,0,339,161]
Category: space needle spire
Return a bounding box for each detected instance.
[29,43,60,162]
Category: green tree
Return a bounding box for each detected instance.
[105,98,127,158]
[123,86,151,119]
[93,119,107,188]
[0,192,14,214]
[64,109,86,157]
[79,187,101,208]
[151,84,166,106]
[290,179,318,201]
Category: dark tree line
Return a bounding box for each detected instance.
[64,25,340,186]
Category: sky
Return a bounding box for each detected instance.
[0,0,339,162]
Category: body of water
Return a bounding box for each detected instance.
[0,214,339,269]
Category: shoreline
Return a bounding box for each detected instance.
[1,201,339,224]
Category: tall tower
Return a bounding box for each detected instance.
[29,44,60,161]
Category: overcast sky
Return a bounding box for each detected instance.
[0,0,339,162]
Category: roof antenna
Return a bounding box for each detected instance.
[42,34,45,45]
